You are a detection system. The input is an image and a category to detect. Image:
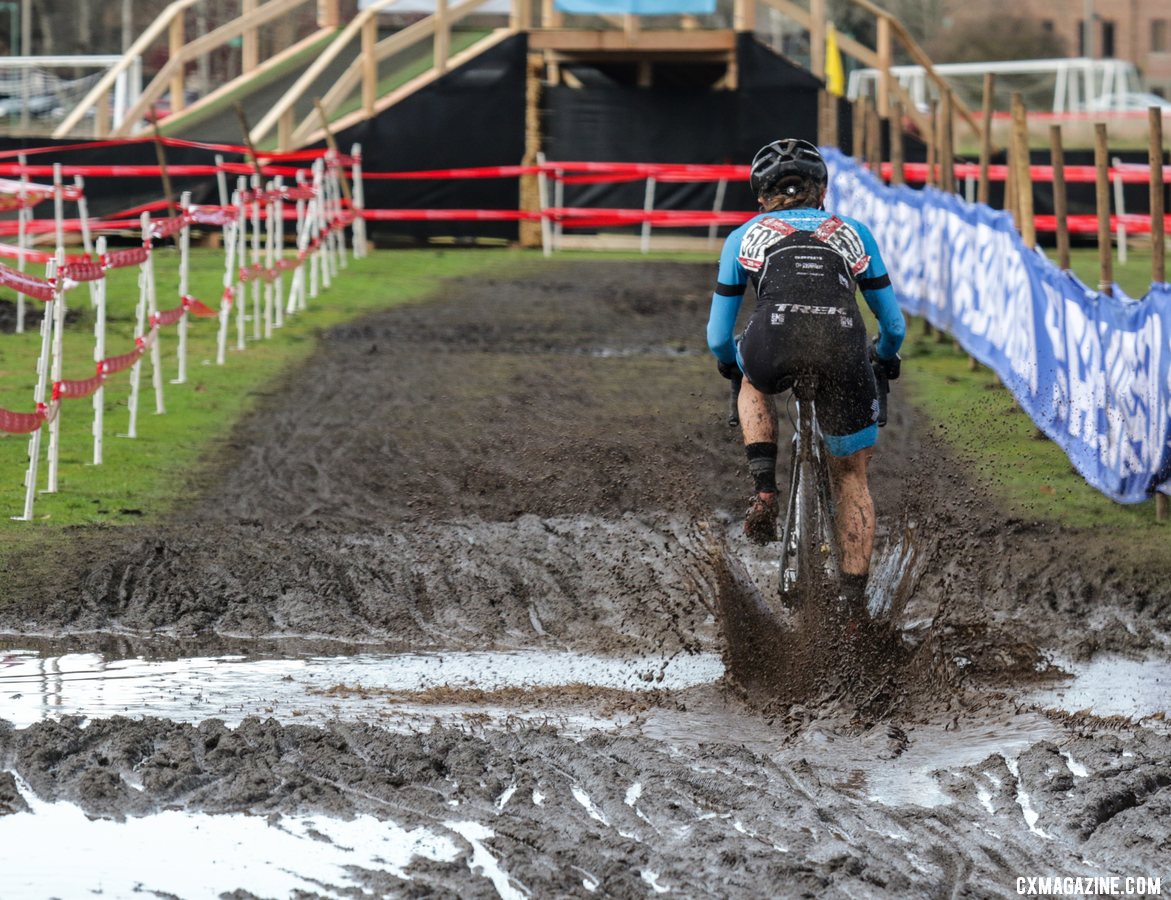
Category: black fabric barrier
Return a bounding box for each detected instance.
[327,34,528,243]
[546,34,849,220]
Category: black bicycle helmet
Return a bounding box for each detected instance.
[749,139,828,198]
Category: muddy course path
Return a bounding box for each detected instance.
[1,260,1169,898]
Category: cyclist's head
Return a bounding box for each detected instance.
[749,139,827,211]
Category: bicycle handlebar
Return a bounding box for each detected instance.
[728,373,742,427]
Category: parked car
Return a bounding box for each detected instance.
[1083,91,1171,112]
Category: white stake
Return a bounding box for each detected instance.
[172,191,191,384]
[288,169,308,313]
[45,249,66,494]
[351,143,367,258]
[145,220,165,415]
[15,153,27,334]
[310,161,323,298]
[263,180,274,337]
[52,163,64,259]
[16,258,56,521]
[123,213,151,439]
[536,151,552,258]
[641,176,656,255]
[236,177,247,351]
[92,235,107,465]
[273,176,284,327]
[217,199,238,366]
[214,153,228,207]
[251,175,262,340]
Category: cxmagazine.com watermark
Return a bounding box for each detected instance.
[1017,876,1162,896]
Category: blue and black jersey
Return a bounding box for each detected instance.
[706,206,906,456]
[706,208,905,366]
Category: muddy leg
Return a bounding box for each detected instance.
[828,447,875,577]
[737,379,776,445]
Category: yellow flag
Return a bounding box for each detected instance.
[825,24,845,97]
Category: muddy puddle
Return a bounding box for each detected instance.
[0,648,724,729]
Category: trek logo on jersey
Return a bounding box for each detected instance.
[769,302,854,328]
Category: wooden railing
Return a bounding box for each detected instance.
[251,0,512,150]
[52,0,980,153]
[54,0,328,139]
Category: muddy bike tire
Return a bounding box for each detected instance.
[780,442,840,608]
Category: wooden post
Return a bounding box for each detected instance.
[941,90,955,194]
[435,0,450,73]
[542,0,563,28]
[169,12,185,116]
[512,0,533,30]
[1151,107,1166,286]
[1005,104,1018,223]
[809,0,825,81]
[1150,107,1169,523]
[820,91,839,150]
[520,54,543,248]
[243,0,259,74]
[867,103,882,177]
[890,100,905,185]
[318,0,340,27]
[1094,122,1113,295]
[876,15,892,119]
[313,99,352,207]
[926,99,937,187]
[234,103,266,185]
[734,0,755,31]
[151,119,177,224]
[977,73,994,205]
[362,17,377,114]
[1049,125,1071,269]
[852,96,867,161]
[1011,93,1035,249]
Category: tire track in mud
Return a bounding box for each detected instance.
[2,259,1170,896]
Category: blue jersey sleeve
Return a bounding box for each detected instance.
[706,223,752,365]
[846,216,905,360]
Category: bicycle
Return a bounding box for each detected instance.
[728,358,891,611]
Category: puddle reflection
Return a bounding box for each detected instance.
[0,649,725,729]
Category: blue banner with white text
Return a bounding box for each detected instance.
[823,147,1171,504]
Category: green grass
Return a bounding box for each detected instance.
[0,246,536,532]
[901,242,1167,534]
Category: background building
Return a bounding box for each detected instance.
[940,0,1171,96]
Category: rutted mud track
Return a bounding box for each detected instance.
[2,261,1169,897]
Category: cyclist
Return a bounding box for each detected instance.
[706,138,904,610]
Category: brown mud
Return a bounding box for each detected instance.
[1,260,1169,897]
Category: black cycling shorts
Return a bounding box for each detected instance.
[736,311,879,442]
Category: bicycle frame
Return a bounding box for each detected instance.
[778,377,841,605]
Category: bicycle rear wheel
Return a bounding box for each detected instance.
[780,452,840,607]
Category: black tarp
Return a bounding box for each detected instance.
[545,33,849,217]
[327,34,528,242]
